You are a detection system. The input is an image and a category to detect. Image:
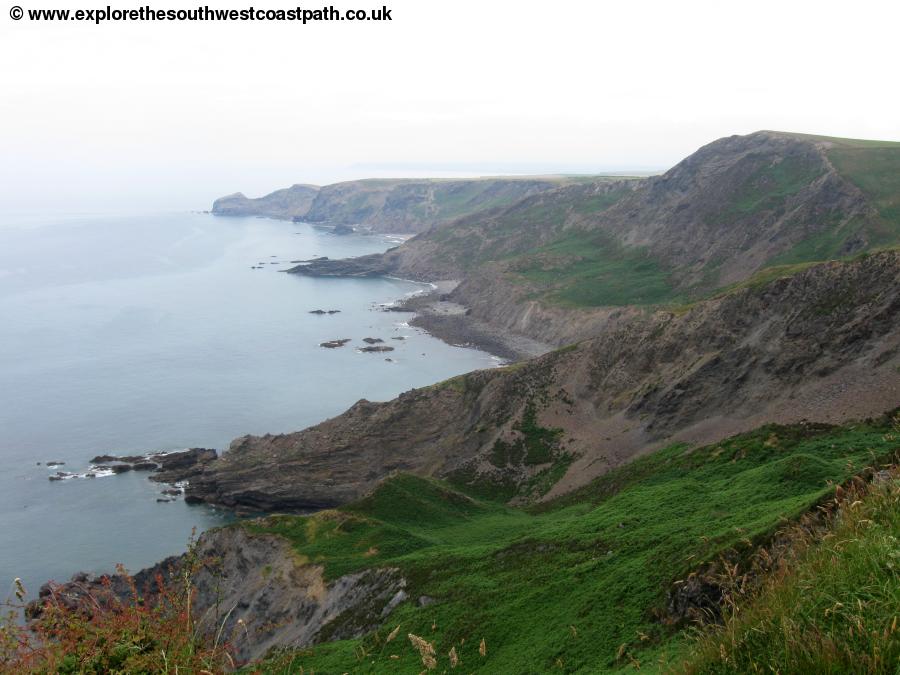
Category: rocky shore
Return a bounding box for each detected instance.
[290,262,553,361]
[398,292,552,362]
[182,250,900,512]
[46,448,217,501]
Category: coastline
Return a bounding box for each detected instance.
[4,214,500,613]
[281,225,554,363]
[384,278,553,362]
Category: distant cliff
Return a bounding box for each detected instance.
[290,131,900,346]
[212,176,603,234]
[211,184,320,219]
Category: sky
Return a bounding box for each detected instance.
[1,0,898,213]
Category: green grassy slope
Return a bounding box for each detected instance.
[495,133,900,309]
[828,144,900,240]
[681,462,900,674]
[247,414,899,673]
[749,132,900,269]
[423,181,635,273]
[301,176,632,234]
[426,178,596,224]
[771,131,900,149]
[509,231,682,307]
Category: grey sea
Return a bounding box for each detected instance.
[0,212,498,604]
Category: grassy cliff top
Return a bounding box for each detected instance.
[765,130,900,148]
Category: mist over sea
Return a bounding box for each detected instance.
[0,212,497,603]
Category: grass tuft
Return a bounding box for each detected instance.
[678,462,900,673]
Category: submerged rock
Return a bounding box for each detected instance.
[84,448,217,485]
[362,337,384,344]
[291,256,329,263]
[320,339,351,348]
[360,345,394,353]
[90,454,142,464]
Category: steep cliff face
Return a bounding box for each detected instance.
[302,177,578,233]
[188,251,900,510]
[586,131,873,285]
[33,526,408,664]
[212,177,587,234]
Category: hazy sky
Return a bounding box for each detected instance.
[2,0,898,212]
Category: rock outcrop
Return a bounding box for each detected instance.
[89,448,217,484]
[29,526,408,664]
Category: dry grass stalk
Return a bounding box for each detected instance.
[408,633,437,670]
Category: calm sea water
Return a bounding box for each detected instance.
[0,212,498,605]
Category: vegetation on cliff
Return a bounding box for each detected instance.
[684,462,900,674]
[1,544,235,674]
[187,248,900,513]
[212,176,606,234]
[244,413,899,673]
[496,132,900,310]
[5,414,898,673]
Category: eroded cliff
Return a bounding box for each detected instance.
[187,250,900,510]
